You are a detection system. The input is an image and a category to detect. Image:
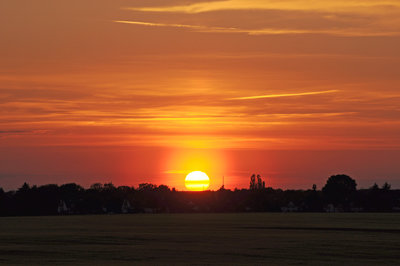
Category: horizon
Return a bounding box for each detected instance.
[1,0,400,191]
[1,171,396,192]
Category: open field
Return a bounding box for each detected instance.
[0,213,400,265]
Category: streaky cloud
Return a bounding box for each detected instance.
[125,0,400,14]
[229,90,339,100]
[114,20,239,32]
[114,20,400,37]
[115,20,205,30]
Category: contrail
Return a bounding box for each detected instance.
[230,90,339,100]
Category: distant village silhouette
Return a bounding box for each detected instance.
[1,174,399,216]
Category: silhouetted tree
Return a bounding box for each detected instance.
[90,183,103,191]
[322,174,357,209]
[257,175,266,190]
[365,182,394,211]
[118,186,133,193]
[382,182,391,191]
[250,174,265,190]
[250,174,256,190]
[103,182,116,191]
[18,182,30,193]
[0,177,398,216]
[371,183,379,190]
[138,183,157,192]
[157,185,170,193]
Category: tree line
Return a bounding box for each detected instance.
[0,174,399,216]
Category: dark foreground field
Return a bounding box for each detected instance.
[0,213,400,265]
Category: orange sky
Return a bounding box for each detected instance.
[1,0,400,190]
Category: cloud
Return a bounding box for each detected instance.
[229,90,339,100]
[115,20,400,37]
[0,130,28,134]
[114,20,237,32]
[122,0,400,37]
[125,0,400,14]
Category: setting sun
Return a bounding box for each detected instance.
[185,171,210,191]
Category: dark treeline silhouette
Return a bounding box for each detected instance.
[0,174,399,216]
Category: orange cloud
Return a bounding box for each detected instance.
[126,0,400,14]
[115,20,400,37]
[123,0,400,37]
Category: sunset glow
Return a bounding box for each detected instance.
[0,0,399,190]
[1,2,399,265]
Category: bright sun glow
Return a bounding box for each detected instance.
[185,171,210,191]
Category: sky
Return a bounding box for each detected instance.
[1,0,400,191]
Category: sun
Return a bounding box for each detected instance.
[185,171,210,191]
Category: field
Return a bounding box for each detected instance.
[0,213,400,265]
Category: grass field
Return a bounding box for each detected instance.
[0,213,400,265]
